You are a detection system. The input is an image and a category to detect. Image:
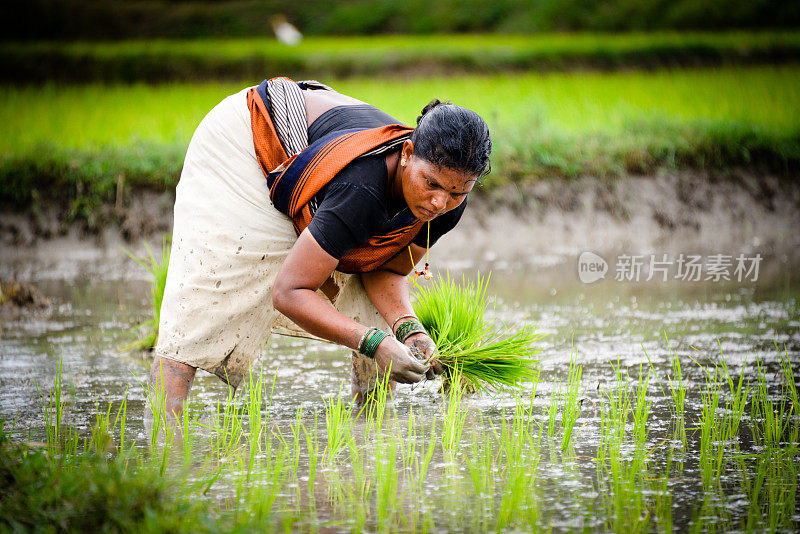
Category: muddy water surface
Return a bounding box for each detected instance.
[1,250,798,531]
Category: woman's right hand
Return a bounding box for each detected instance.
[373,335,429,384]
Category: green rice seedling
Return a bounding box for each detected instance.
[717,348,749,445]
[207,385,244,462]
[324,385,356,464]
[120,235,171,352]
[245,367,265,451]
[302,411,320,501]
[32,359,78,458]
[698,366,725,489]
[240,430,291,527]
[144,388,175,476]
[561,353,583,451]
[363,366,392,438]
[178,398,200,468]
[740,447,798,532]
[374,435,400,533]
[594,362,657,533]
[779,348,799,405]
[652,452,674,534]
[645,336,687,446]
[597,395,651,533]
[34,358,65,450]
[632,365,651,446]
[112,395,128,455]
[778,349,799,444]
[415,422,439,531]
[88,400,115,454]
[399,406,417,473]
[346,435,370,532]
[750,357,796,448]
[495,459,537,532]
[466,418,496,521]
[495,393,543,531]
[507,388,541,462]
[242,368,264,482]
[289,407,304,475]
[547,381,560,438]
[441,366,468,452]
[604,363,632,445]
[669,348,688,447]
[413,273,542,393]
[407,417,438,507]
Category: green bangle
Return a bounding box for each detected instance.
[395,320,426,343]
[360,328,389,359]
[357,327,375,354]
[358,327,378,354]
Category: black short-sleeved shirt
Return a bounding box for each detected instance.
[305,104,467,259]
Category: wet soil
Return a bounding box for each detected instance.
[1,170,799,275]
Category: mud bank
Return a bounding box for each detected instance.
[2,170,799,279]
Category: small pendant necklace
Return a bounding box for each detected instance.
[407,221,432,288]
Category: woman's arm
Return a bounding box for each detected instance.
[361,243,444,378]
[272,229,429,383]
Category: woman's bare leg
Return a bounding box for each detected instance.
[149,355,197,419]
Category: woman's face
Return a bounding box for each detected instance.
[400,141,477,222]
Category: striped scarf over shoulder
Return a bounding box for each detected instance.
[247,77,422,273]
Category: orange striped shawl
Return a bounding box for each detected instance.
[247,86,423,273]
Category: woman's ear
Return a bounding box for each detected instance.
[401,139,415,163]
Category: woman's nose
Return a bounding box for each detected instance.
[430,192,447,211]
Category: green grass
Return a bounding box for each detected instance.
[2,65,799,153]
[1,64,799,225]
[3,31,800,82]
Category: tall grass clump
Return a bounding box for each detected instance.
[413,273,543,392]
[121,236,171,351]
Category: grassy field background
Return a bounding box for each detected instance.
[4,31,800,82]
[3,65,797,152]
[1,64,798,224]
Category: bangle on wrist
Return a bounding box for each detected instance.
[358,327,389,359]
[390,313,417,333]
[357,328,374,354]
[395,320,427,343]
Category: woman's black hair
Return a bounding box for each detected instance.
[410,99,492,180]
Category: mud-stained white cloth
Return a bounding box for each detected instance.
[155,87,385,390]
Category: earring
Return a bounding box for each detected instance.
[400,157,406,167]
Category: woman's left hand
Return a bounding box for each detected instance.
[404,332,443,380]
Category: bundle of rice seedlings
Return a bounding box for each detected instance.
[412,272,543,393]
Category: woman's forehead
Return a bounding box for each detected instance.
[422,161,477,193]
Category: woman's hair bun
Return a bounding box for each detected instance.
[411,98,492,179]
[416,99,450,126]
